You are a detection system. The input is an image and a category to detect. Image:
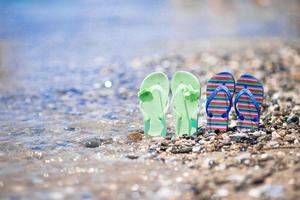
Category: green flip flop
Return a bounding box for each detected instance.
[171,71,200,136]
[138,72,169,137]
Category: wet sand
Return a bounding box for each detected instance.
[0,39,300,199]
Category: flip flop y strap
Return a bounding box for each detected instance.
[183,85,200,102]
[206,85,232,118]
[172,83,199,136]
[139,86,169,115]
[138,88,153,102]
[138,84,167,136]
[183,85,200,131]
[138,85,164,101]
[234,88,260,123]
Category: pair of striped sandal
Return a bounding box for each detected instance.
[206,72,264,133]
[138,71,200,137]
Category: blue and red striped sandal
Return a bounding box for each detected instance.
[206,72,235,133]
[234,74,264,130]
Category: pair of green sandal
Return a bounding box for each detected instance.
[138,71,200,137]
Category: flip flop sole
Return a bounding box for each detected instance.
[171,71,200,136]
[235,74,264,129]
[139,72,169,136]
[206,72,235,133]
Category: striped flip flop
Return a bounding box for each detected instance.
[206,72,235,133]
[234,74,264,130]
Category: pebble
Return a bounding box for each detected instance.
[192,146,201,153]
[277,130,287,137]
[259,153,273,162]
[284,135,296,143]
[226,174,246,184]
[287,114,299,124]
[83,137,113,148]
[156,187,176,199]
[127,131,143,142]
[203,158,217,169]
[215,188,229,197]
[64,127,76,131]
[126,154,139,160]
[171,147,193,154]
[229,133,257,144]
[147,149,158,158]
[84,139,100,148]
[236,153,251,164]
[193,127,205,136]
[248,184,284,198]
[269,141,280,148]
[253,130,266,137]
[272,131,282,139]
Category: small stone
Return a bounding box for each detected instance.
[131,184,139,192]
[259,153,273,162]
[188,162,196,169]
[83,137,113,148]
[236,153,251,164]
[126,154,139,159]
[193,127,205,136]
[84,139,100,148]
[171,146,193,154]
[160,141,170,146]
[147,149,158,158]
[272,131,282,140]
[253,131,266,137]
[226,174,246,184]
[165,135,172,140]
[171,136,178,143]
[278,130,287,137]
[248,184,284,198]
[230,133,257,144]
[255,143,264,151]
[276,151,286,158]
[174,140,182,146]
[149,145,158,150]
[156,187,174,199]
[215,163,226,171]
[257,134,272,142]
[282,123,287,127]
[287,114,299,124]
[250,171,273,185]
[127,131,143,142]
[190,185,200,195]
[214,188,229,197]
[284,135,295,143]
[203,158,217,169]
[192,146,201,153]
[65,127,76,131]
[269,141,280,148]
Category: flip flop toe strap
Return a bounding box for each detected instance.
[138,88,153,101]
[183,85,200,102]
[206,85,232,118]
[234,88,260,122]
[138,85,164,101]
